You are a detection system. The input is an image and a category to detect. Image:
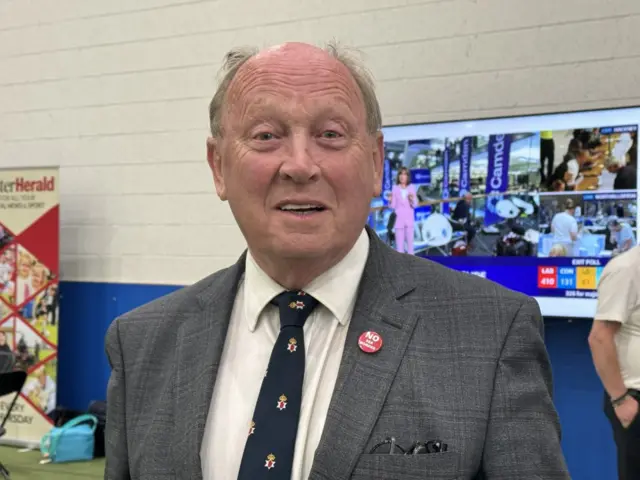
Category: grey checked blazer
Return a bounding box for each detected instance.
[104,226,570,480]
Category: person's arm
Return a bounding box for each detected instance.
[409,185,417,208]
[389,186,396,209]
[481,298,569,478]
[588,266,638,428]
[104,318,131,480]
[621,230,633,251]
[589,321,626,399]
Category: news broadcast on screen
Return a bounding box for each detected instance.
[370,106,638,318]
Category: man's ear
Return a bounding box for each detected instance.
[207,137,227,201]
[372,131,384,197]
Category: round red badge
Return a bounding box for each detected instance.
[358,331,383,354]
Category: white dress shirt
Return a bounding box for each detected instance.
[201,230,369,480]
[595,245,640,389]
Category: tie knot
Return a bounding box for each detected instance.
[271,290,319,329]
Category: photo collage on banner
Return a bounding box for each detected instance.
[0,168,59,444]
[370,121,638,299]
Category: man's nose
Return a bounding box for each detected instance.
[278,134,320,183]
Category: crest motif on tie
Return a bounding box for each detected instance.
[297,291,306,296]
[277,394,288,411]
[249,421,255,436]
[289,300,305,310]
[265,453,276,469]
[287,338,298,352]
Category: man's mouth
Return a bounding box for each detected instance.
[277,204,327,214]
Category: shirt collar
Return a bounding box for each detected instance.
[244,229,370,332]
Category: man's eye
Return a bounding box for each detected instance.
[321,131,341,139]
[255,132,275,141]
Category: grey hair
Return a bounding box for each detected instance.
[208,41,382,137]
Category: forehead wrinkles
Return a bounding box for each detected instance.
[224,53,366,125]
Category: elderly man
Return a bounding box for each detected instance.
[104,42,569,480]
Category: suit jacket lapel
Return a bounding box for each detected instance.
[172,254,246,480]
[309,228,420,480]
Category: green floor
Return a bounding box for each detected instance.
[0,446,104,479]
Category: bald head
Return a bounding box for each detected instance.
[256,41,332,62]
[208,41,382,137]
[235,42,353,94]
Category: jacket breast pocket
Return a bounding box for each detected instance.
[351,452,460,480]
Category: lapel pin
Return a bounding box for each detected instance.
[358,331,383,354]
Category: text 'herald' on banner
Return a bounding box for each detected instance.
[0,168,60,445]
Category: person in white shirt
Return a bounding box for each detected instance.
[561,138,584,191]
[550,198,579,256]
[589,246,640,479]
[564,156,582,190]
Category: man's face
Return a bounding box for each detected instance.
[208,44,383,262]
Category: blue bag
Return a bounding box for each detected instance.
[40,413,98,463]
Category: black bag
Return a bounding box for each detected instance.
[48,406,84,427]
[88,400,107,458]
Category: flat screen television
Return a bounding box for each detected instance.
[372,106,639,318]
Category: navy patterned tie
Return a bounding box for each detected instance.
[237,290,319,480]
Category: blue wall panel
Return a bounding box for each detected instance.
[57,281,180,411]
[56,282,617,479]
[544,318,617,479]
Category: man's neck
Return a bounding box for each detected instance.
[249,248,352,291]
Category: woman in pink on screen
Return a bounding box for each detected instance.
[390,167,417,255]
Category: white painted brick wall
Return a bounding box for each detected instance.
[1,0,639,284]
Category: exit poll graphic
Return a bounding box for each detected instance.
[537,259,603,298]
